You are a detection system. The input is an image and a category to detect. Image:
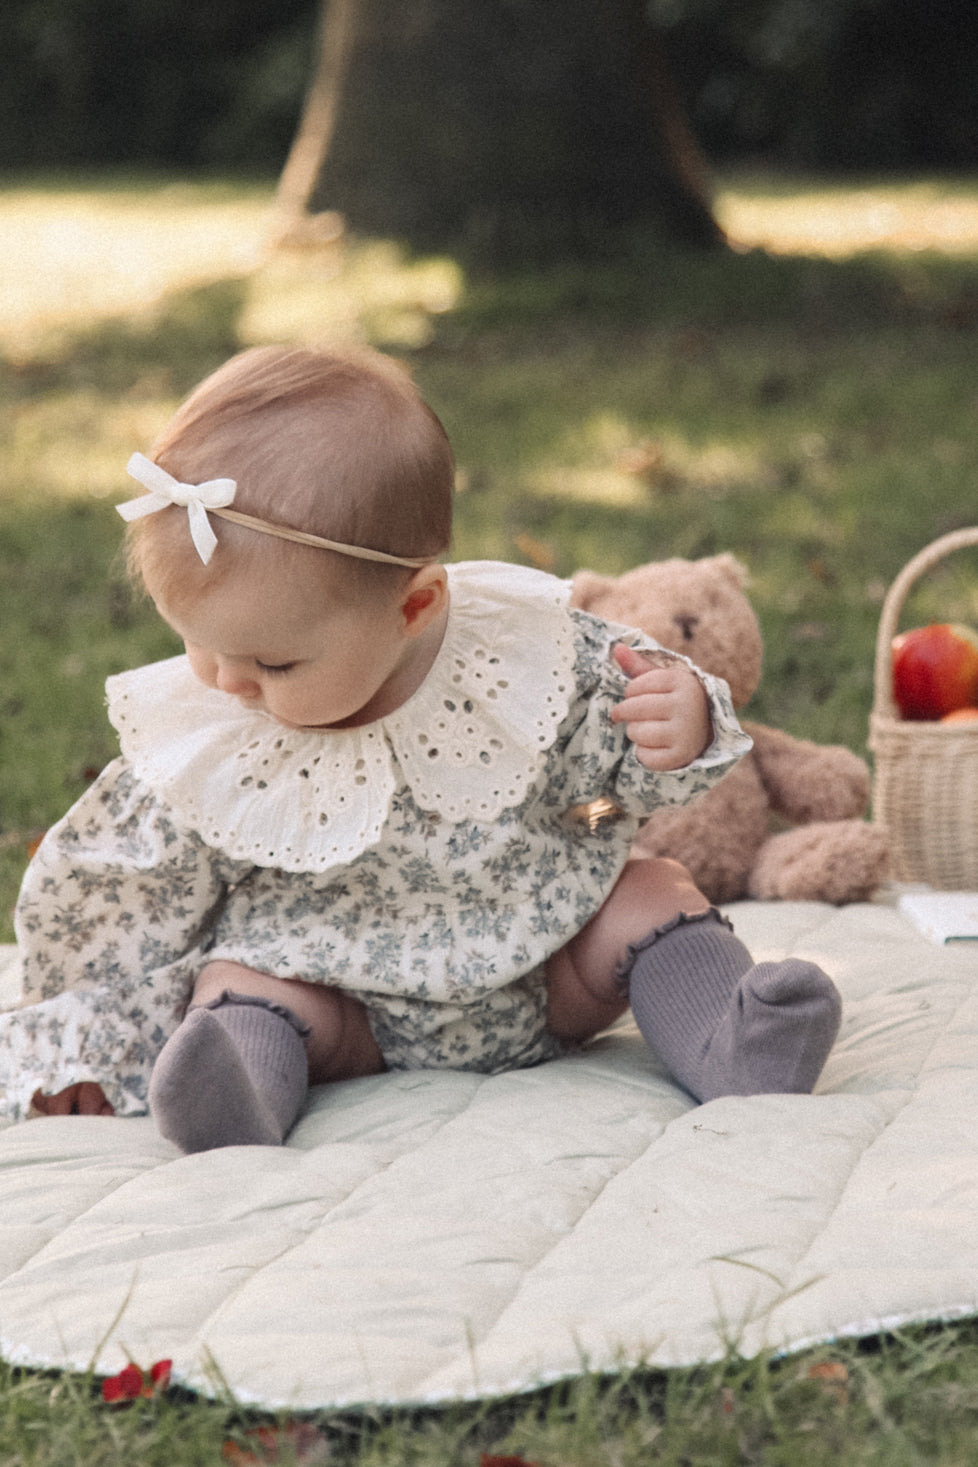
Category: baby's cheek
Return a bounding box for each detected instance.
[186,648,215,688]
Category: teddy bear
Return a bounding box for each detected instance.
[571,553,889,905]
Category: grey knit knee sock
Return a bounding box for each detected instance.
[622,909,842,1102]
[149,990,311,1152]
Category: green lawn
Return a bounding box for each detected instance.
[1,172,978,1461]
[6,1321,978,1465]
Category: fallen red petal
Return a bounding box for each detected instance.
[149,1359,172,1390]
[479,1455,541,1467]
[118,1364,146,1398]
[101,1358,173,1406]
[102,1362,146,1405]
[807,1360,850,1403]
[221,1426,278,1464]
[808,1361,849,1382]
[222,1421,330,1464]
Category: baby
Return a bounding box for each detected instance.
[8,345,841,1150]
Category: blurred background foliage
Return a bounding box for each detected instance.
[2,0,975,180]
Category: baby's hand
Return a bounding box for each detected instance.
[31,1082,115,1117]
[609,643,713,771]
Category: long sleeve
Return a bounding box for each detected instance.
[552,609,751,816]
[1,759,250,1119]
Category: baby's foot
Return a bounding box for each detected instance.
[624,908,843,1102]
[697,959,842,1101]
[149,992,309,1152]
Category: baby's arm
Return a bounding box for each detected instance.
[8,759,245,1122]
[609,643,713,771]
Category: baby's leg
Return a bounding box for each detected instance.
[149,962,384,1152]
[546,858,841,1101]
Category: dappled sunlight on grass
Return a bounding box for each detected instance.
[0,177,462,363]
[525,409,652,509]
[717,175,978,257]
[4,173,978,365]
[6,388,175,500]
[0,180,271,354]
[524,411,777,509]
[241,239,462,349]
[527,464,650,508]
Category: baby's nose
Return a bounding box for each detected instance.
[215,662,260,698]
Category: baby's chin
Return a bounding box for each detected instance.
[236,692,384,731]
[264,709,365,732]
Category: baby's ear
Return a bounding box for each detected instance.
[401,565,448,632]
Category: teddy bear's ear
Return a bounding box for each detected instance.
[569,570,615,609]
[709,553,751,590]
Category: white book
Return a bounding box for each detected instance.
[899,892,978,945]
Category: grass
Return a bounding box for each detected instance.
[1,170,978,1460]
[3,173,977,925]
[7,1322,978,1464]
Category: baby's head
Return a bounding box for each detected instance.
[123,345,456,729]
[127,343,455,609]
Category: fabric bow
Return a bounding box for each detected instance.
[117,452,237,565]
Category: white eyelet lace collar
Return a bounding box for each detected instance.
[106,562,577,873]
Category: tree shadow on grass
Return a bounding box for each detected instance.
[444,234,978,338]
[0,275,249,400]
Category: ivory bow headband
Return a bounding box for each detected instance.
[116,453,435,569]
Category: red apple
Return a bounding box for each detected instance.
[941,706,978,724]
[892,622,978,720]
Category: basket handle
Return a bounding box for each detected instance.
[872,526,978,718]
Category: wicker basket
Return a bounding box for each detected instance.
[869,526,978,889]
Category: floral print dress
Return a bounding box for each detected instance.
[2,563,750,1119]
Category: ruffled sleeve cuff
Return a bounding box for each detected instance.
[569,615,752,817]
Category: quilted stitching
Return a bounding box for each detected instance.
[1,900,976,1409]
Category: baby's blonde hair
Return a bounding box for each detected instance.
[128,344,454,605]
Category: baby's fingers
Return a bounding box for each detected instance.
[617,713,689,770]
[612,642,674,681]
[32,1082,115,1117]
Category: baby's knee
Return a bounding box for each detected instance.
[608,856,710,935]
[190,963,383,1083]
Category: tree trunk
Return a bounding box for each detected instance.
[626,4,726,248]
[277,0,724,264]
[271,0,358,243]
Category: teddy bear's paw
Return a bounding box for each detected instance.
[748,821,889,905]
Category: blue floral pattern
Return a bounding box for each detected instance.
[1,565,749,1120]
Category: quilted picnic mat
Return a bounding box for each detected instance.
[1,896,977,1411]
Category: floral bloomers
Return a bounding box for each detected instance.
[3,563,750,1119]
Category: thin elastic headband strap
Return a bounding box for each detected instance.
[206,507,436,567]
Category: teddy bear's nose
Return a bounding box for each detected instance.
[674,614,699,641]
